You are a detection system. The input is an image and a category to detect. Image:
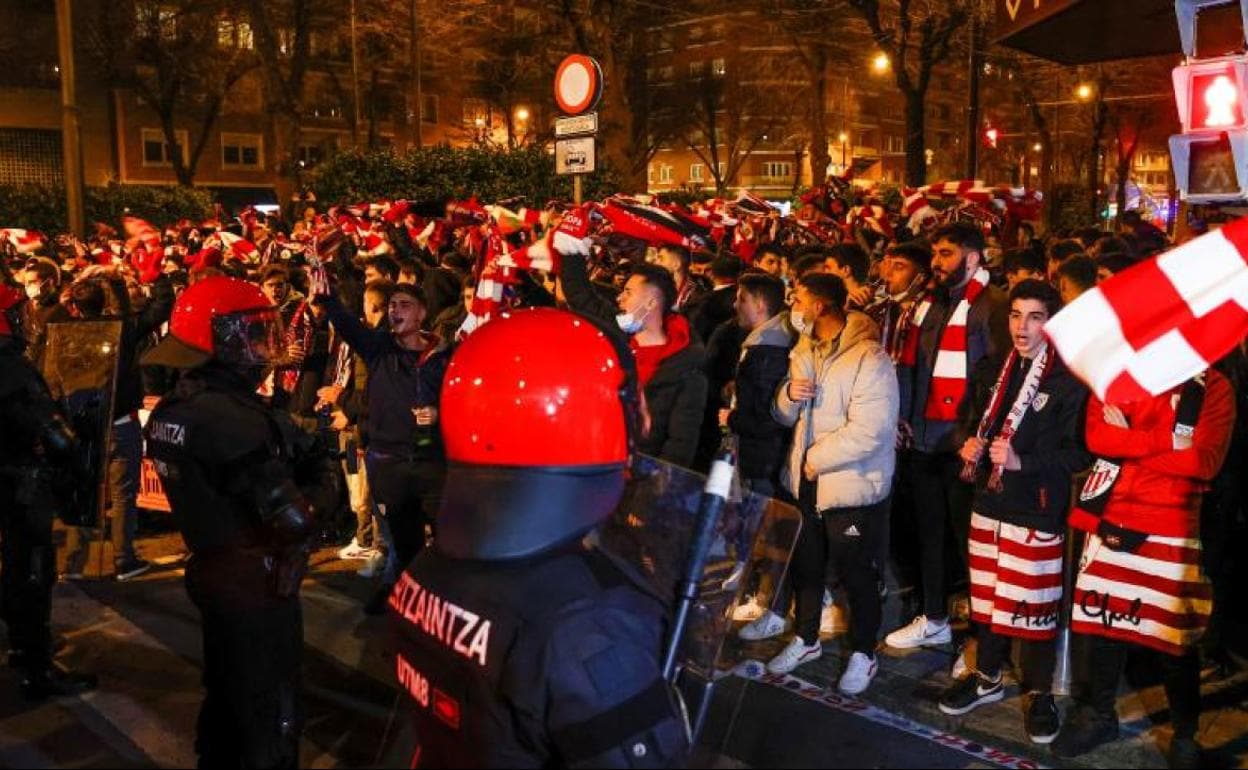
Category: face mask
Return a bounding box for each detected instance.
[616,303,651,335]
[24,283,42,300]
[789,308,808,335]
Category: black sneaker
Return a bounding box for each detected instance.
[1024,691,1060,744]
[1167,737,1202,770]
[21,663,98,701]
[938,672,1004,716]
[1052,703,1120,758]
[115,559,152,582]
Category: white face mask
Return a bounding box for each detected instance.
[789,308,808,335]
[616,303,651,335]
[24,283,42,300]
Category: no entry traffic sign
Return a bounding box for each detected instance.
[554,54,603,116]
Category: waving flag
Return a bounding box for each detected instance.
[0,228,46,254]
[1046,218,1248,404]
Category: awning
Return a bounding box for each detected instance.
[994,0,1181,64]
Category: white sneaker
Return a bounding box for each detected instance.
[338,538,373,560]
[739,610,788,641]
[766,636,822,674]
[732,595,766,623]
[357,552,385,578]
[884,615,952,649]
[838,652,878,695]
[819,603,848,637]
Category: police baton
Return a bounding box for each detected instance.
[662,445,736,682]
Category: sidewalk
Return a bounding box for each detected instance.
[724,589,1248,769]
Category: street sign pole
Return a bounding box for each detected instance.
[554,55,603,205]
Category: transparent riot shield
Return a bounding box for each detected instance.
[40,319,123,532]
[596,454,802,738]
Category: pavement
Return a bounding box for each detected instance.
[0,530,1242,768]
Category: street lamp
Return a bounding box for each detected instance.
[1033,142,1043,152]
[872,53,891,74]
[1076,83,1094,101]
[515,106,530,122]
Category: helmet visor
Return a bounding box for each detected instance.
[211,307,292,368]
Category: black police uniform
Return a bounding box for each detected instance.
[145,363,339,769]
[0,337,93,697]
[390,542,689,768]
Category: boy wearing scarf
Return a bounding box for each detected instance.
[937,280,1091,745]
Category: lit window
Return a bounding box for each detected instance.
[659,165,673,183]
[712,59,726,77]
[690,163,704,181]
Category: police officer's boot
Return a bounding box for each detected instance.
[21,661,98,701]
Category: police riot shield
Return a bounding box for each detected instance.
[597,454,802,678]
[39,319,123,528]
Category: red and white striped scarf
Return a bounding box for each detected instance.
[961,344,1051,491]
[1071,533,1212,656]
[901,267,991,422]
[968,512,1064,640]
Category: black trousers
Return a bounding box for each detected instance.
[1069,632,1202,740]
[907,451,973,620]
[976,628,1057,693]
[366,453,446,574]
[0,485,55,674]
[791,499,888,653]
[186,555,303,769]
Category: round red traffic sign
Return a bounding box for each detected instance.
[554,54,602,116]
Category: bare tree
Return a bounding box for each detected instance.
[849,0,970,186]
[245,0,326,192]
[549,0,688,192]
[85,0,259,186]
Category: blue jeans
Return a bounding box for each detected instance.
[108,418,142,567]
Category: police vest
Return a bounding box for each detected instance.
[389,544,681,768]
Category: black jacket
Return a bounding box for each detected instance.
[902,279,1010,454]
[726,314,793,484]
[560,252,709,467]
[960,351,1092,534]
[686,284,737,345]
[321,296,451,459]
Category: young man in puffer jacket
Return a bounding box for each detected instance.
[764,273,899,696]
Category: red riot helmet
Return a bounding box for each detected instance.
[141,275,289,370]
[0,284,30,346]
[437,307,640,560]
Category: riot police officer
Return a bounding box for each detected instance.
[0,284,98,700]
[141,276,340,769]
[389,308,689,768]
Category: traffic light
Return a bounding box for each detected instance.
[1170,0,1248,202]
[983,126,1000,149]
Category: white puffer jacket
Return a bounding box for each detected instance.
[773,311,900,511]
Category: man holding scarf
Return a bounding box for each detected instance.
[936,280,1090,745]
[1053,363,1234,768]
[886,223,1010,650]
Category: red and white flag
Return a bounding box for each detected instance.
[0,228,46,253]
[1045,218,1248,404]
